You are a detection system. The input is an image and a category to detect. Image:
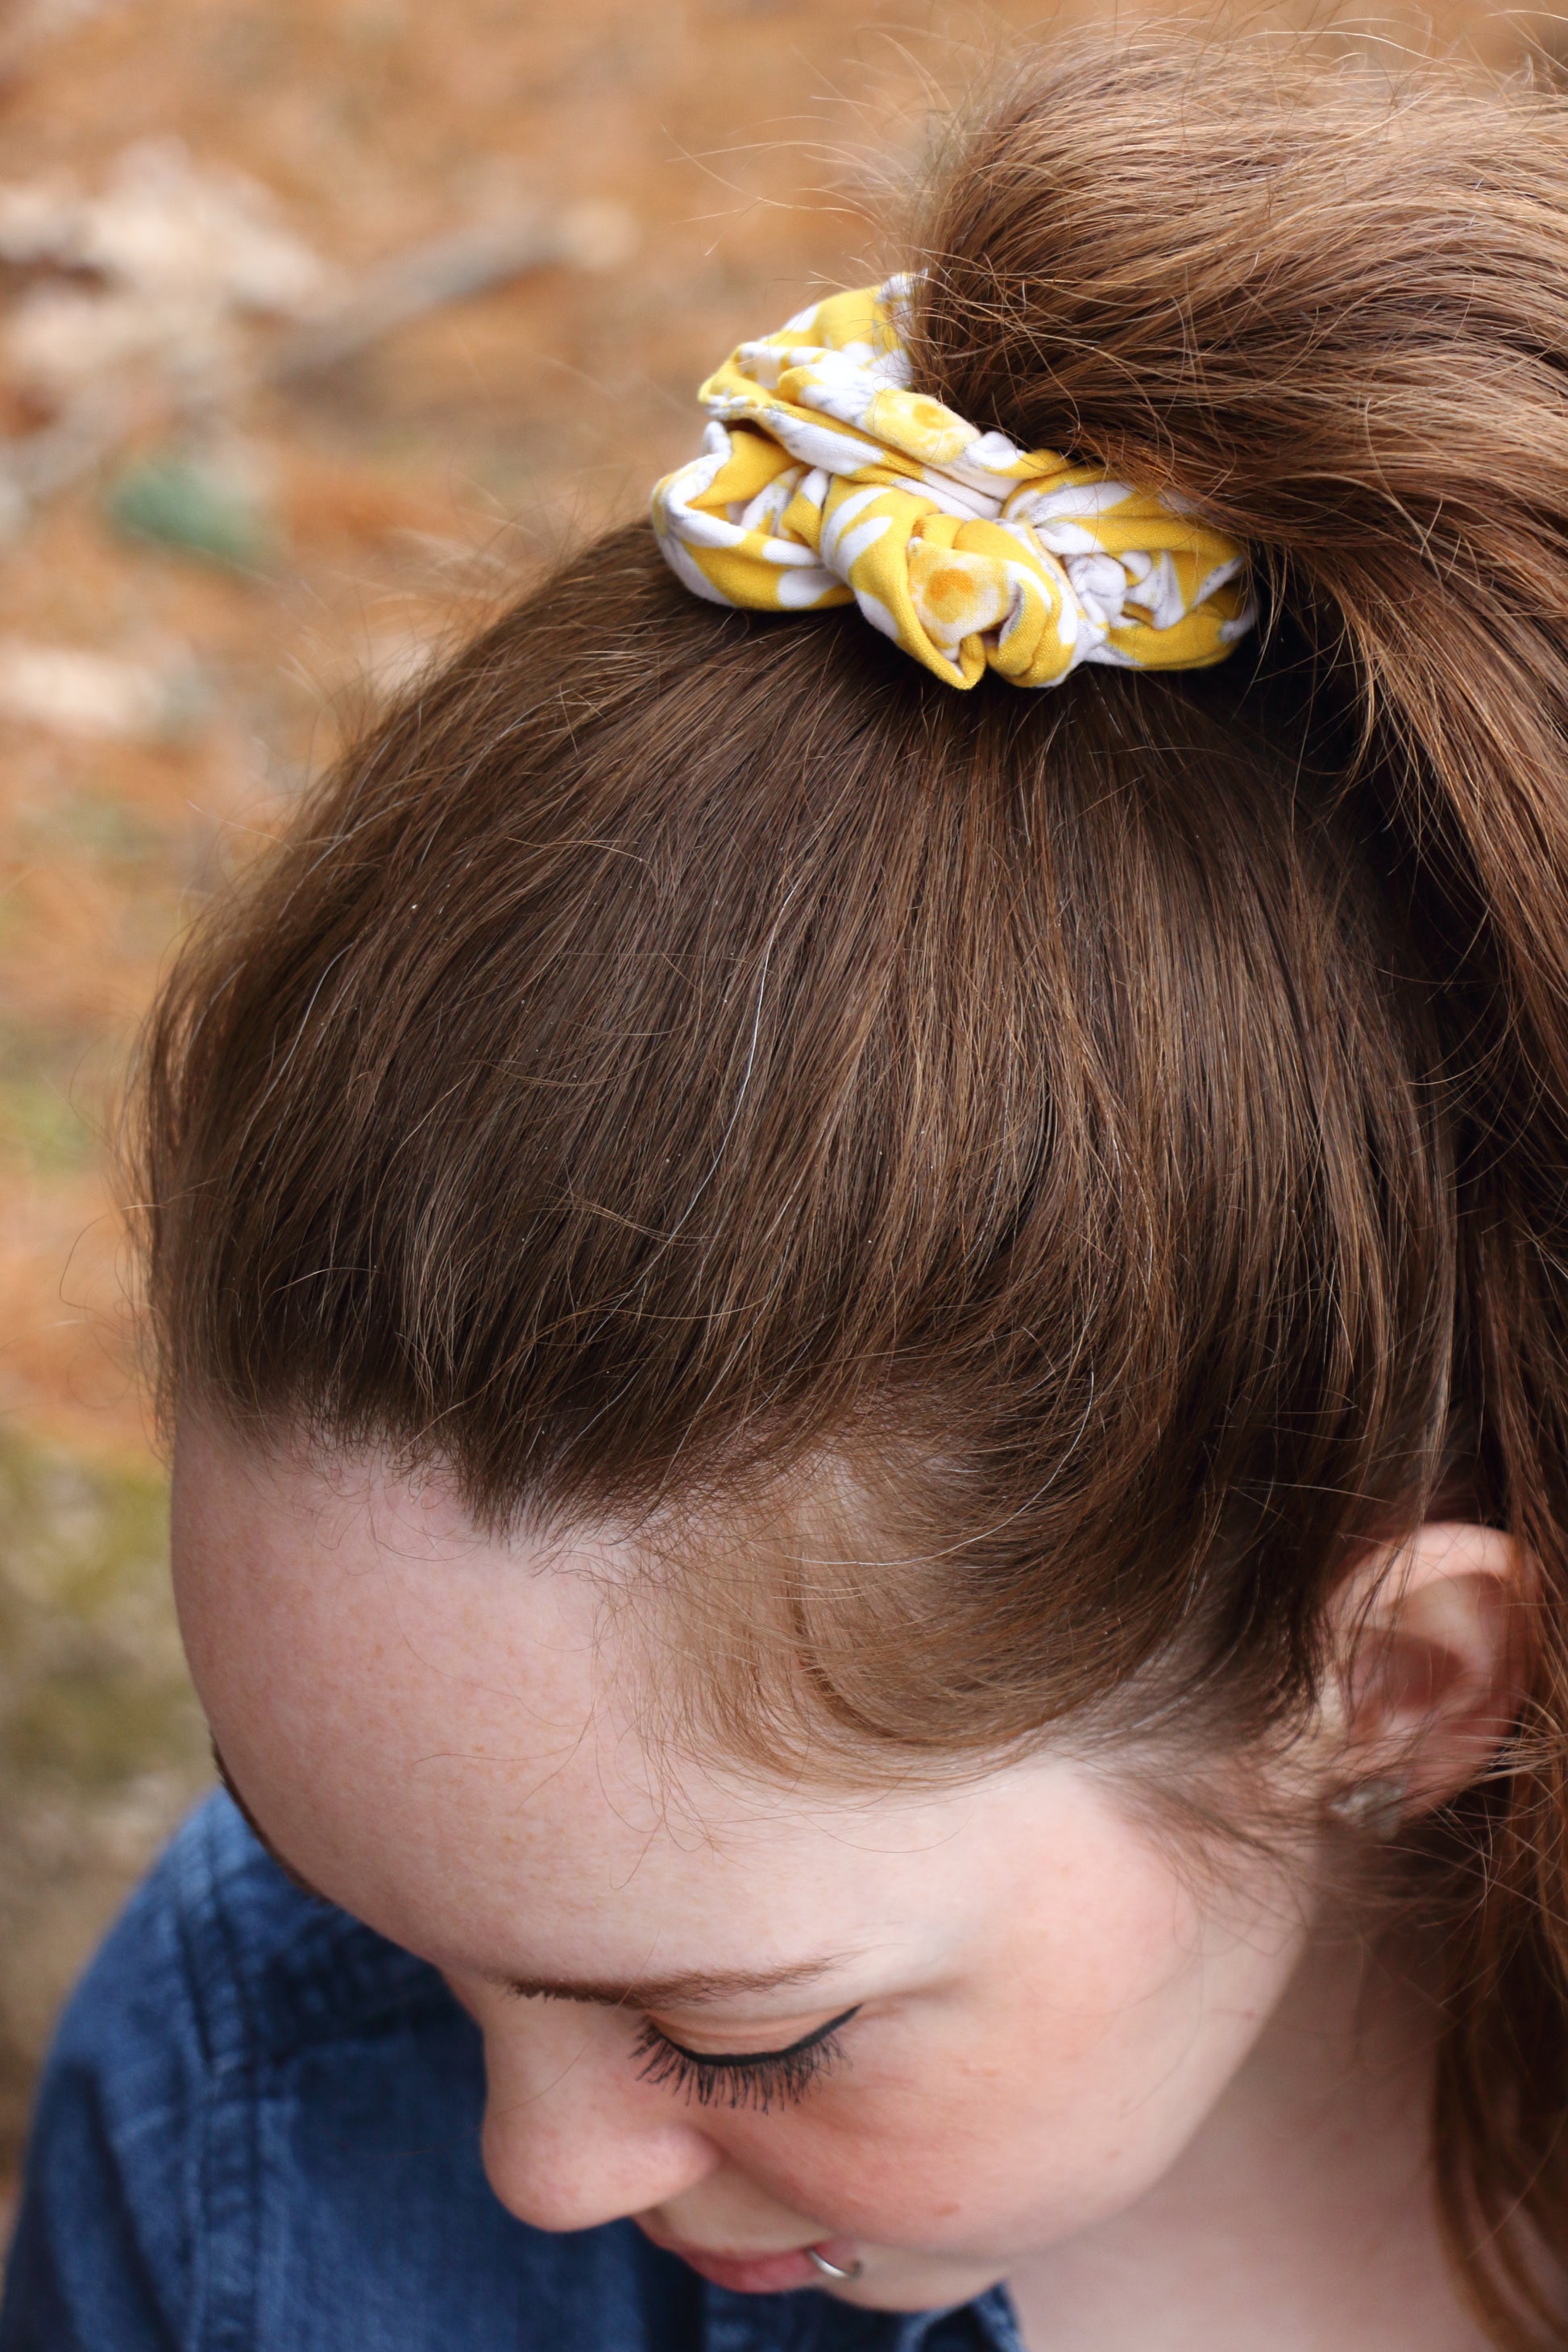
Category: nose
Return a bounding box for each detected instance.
[477,2002,724,2234]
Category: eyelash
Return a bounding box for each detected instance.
[632,2005,861,2113]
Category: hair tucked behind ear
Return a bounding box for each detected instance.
[135,37,1568,2346]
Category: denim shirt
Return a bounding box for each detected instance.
[0,1794,1026,2352]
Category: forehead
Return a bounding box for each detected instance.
[169,1417,1109,1988]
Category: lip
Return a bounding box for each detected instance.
[639,2224,860,2296]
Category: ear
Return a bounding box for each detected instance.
[1327,1521,1524,1819]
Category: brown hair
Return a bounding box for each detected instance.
[135,35,1568,2345]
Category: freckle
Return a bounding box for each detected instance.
[935,2201,960,2217]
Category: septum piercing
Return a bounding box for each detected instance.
[807,2249,863,2281]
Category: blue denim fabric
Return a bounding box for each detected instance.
[0,1794,1025,2352]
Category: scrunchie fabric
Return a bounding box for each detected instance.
[652,276,1255,691]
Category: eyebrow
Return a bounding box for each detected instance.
[210,1740,335,1905]
[491,1957,849,2013]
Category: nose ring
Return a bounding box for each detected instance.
[807,2248,863,2281]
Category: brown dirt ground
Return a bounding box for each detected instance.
[0,0,1541,2237]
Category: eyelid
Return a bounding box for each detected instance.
[632,2002,861,2113]
[651,2003,862,2068]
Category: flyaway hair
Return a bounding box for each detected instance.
[134,38,1568,2347]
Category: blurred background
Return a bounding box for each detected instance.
[0,0,1541,2237]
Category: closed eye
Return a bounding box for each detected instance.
[633,2004,861,2112]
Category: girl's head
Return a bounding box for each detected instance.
[139,35,1568,2345]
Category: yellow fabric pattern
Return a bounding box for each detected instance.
[651,276,1255,691]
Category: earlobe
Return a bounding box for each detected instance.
[1328,1520,1524,1823]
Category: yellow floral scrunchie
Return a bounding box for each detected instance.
[651,275,1255,691]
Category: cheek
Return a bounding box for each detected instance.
[708,2026,1150,2249]
[708,1840,1308,2255]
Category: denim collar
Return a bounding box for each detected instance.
[701,2278,1026,2352]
